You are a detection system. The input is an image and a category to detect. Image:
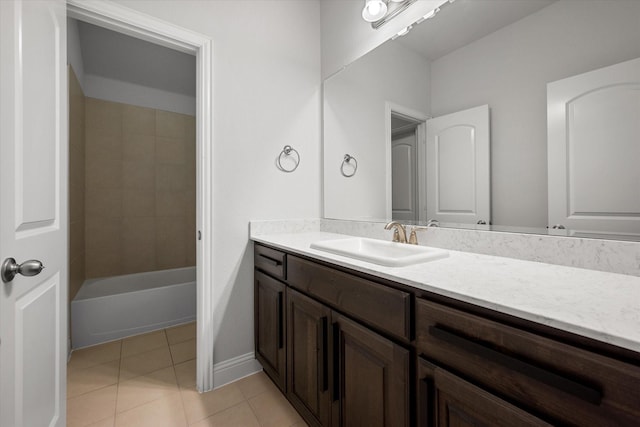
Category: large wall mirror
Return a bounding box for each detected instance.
[323,0,640,240]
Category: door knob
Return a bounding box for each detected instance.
[1,258,45,283]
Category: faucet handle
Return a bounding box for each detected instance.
[408,226,429,245]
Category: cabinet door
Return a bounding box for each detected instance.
[333,314,410,427]
[287,289,332,427]
[255,270,286,390]
[417,358,551,427]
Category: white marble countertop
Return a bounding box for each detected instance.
[251,231,640,354]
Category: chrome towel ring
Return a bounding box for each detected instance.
[341,154,358,177]
[277,145,300,173]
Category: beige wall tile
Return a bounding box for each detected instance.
[69,254,85,302]
[69,66,86,307]
[86,157,123,191]
[86,128,123,164]
[123,133,154,163]
[123,104,155,135]
[86,189,123,218]
[185,115,195,143]
[122,190,155,217]
[155,191,187,217]
[122,217,156,274]
[69,184,85,224]
[86,217,122,279]
[86,98,122,136]
[81,99,195,279]
[156,163,187,191]
[67,385,117,427]
[156,110,187,138]
[123,161,155,190]
[156,219,187,269]
[70,145,86,188]
[69,223,85,265]
[156,137,186,165]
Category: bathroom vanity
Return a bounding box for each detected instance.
[252,232,640,427]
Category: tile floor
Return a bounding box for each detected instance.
[67,322,307,427]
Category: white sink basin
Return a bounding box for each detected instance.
[310,237,449,267]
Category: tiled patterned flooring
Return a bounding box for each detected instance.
[67,322,307,427]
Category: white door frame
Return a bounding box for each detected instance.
[66,0,215,393]
[385,102,429,221]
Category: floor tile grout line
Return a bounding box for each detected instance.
[176,370,193,426]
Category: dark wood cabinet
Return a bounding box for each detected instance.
[332,313,411,427]
[287,288,332,427]
[416,298,640,426]
[253,242,640,427]
[254,270,286,391]
[417,358,551,427]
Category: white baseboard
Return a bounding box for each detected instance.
[212,352,263,390]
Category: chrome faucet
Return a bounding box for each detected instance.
[384,221,408,243]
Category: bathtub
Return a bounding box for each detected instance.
[71,267,196,349]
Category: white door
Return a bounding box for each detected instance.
[0,1,67,426]
[426,105,490,225]
[392,131,419,222]
[548,57,640,239]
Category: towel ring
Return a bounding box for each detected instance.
[341,154,358,177]
[277,145,300,173]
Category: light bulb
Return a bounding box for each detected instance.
[362,0,388,22]
[368,2,381,15]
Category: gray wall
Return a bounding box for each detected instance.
[324,41,429,220]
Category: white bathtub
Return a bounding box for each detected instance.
[71,267,196,349]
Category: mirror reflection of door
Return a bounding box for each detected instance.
[548,57,640,240]
[391,114,421,222]
[426,105,491,225]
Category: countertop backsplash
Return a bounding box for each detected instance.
[250,219,640,278]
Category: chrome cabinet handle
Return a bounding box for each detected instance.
[1,258,45,283]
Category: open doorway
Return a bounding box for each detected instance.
[391,113,422,222]
[385,103,429,223]
[67,1,214,393]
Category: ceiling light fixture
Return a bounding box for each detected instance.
[415,7,440,25]
[364,0,418,29]
[362,0,388,23]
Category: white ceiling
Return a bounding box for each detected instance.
[77,20,196,96]
[395,0,557,61]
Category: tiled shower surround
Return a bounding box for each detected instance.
[69,66,86,302]
[79,96,195,280]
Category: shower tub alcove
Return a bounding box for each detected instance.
[71,266,196,348]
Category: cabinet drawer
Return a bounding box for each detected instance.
[288,256,411,341]
[418,358,551,427]
[255,244,286,280]
[416,298,640,426]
